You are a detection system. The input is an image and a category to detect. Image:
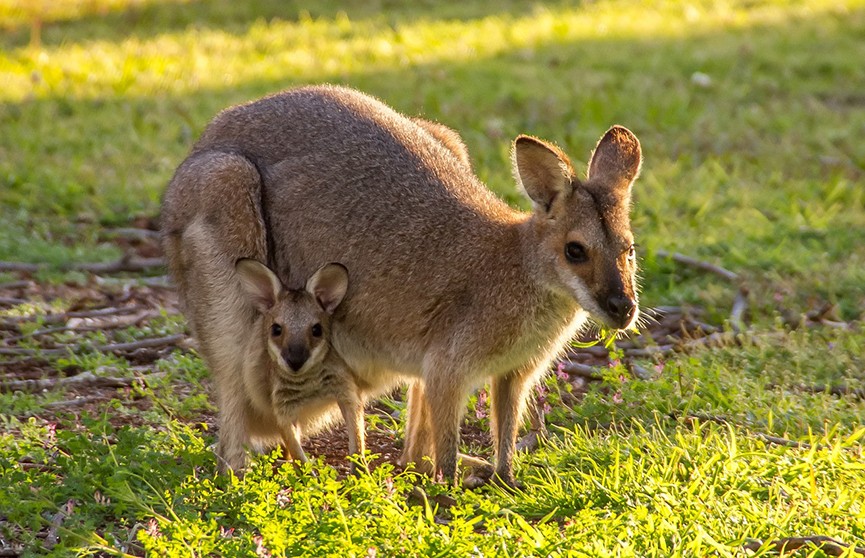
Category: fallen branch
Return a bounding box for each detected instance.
[102,227,161,242]
[655,250,739,282]
[96,333,187,354]
[3,309,161,343]
[675,413,820,450]
[559,361,604,382]
[744,536,865,556]
[0,369,165,393]
[795,383,865,400]
[44,500,74,550]
[0,256,164,275]
[0,280,30,290]
[0,305,147,328]
[730,286,749,333]
[0,333,186,359]
[42,395,111,410]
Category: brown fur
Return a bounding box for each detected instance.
[170,85,642,486]
[161,151,364,474]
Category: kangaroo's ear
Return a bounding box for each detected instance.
[235,258,281,312]
[306,263,349,315]
[587,126,642,194]
[512,135,575,213]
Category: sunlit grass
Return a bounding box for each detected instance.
[1,0,860,101]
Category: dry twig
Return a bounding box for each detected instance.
[0,333,185,358]
[655,250,739,282]
[0,369,165,393]
[0,256,164,275]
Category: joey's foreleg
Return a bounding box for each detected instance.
[400,380,435,474]
[338,394,365,474]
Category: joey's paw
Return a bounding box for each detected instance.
[462,464,495,490]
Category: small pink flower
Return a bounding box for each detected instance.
[220,526,235,539]
[612,391,624,404]
[276,487,293,507]
[145,518,161,538]
[475,388,488,419]
[608,359,621,368]
[542,402,552,415]
[46,422,57,444]
[556,362,569,382]
[254,535,272,558]
[654,362,665,375]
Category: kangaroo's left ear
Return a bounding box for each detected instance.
[306,263,349,314]
[587,125,642,194]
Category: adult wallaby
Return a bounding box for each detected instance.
[161,152,363,474]
[182,85,642,486]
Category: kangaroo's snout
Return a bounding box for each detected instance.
[283,344,310,372]
[606,294,637,329]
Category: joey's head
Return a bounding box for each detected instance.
[235,259,349,375]
[513,126,642,331]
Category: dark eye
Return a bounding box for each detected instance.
[271,324,282,337]
[311,323,323,338]
[565,242,588,264]
[628,244,636,260]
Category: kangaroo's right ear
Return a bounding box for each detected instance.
[512,135,575,213]
[587,125,642,194]
[235,258,281,312]
[306,263,349,315]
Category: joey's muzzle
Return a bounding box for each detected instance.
[282,344,310,372]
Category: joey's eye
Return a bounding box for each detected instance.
[565,242,588,264]
[311,323,323,338]
[271,324,282,337]
[628,244,636,260]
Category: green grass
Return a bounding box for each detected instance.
[1,0,865,556]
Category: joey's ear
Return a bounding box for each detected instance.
[412,118,472,169]
[587,126,642,193]
[306,263,349,315]
[235,258,282,313]
[512,135,575,212]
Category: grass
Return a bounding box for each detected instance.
[1,0,864,556]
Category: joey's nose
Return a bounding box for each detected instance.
[606,295,636,327]
[283,345,310,372]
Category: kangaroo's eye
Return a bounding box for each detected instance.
[628,244,636,260]
[271,324,283,337]
[565,242,588,264]
[311,323,323,338]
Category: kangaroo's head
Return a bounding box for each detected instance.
[514,126,642,331]
[235,258,349,375]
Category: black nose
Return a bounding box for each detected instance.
[283,345,310,372]
[606,295,636,326]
